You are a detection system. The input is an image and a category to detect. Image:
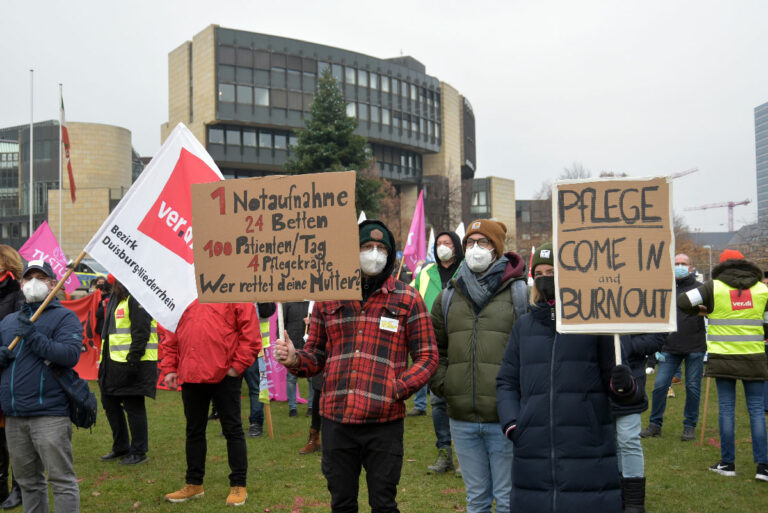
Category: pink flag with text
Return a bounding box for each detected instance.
[402,190,426,272]
[18,221,80,294]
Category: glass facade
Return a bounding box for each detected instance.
[756,102,768,224]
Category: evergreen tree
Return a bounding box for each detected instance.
[285,69,384,216]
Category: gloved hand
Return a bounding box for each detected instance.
[0,347,15,369]
[126,353,141,367]
[610,365,635,395]
[14,314,35,340]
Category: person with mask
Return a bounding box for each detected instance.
[274,219,438,513]
[429,219,526,513]
[640,253,707,441]
[496,244,636,512]
[0,246,24,509]
[409,231,464,475]
[98,277,157,466]
[0,259,83,513]
[677,249,768,480]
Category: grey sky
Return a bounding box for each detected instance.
[2,0,766,232]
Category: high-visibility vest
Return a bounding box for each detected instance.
[707,280,768,357]
[103,298,158,363]
[410,263,442,313]
[260,319,271,350]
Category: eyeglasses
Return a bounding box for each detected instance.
[465,237,491,249]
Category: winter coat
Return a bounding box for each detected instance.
[611,333,666,416]
[0,277,25,323]
[98,295,158,399]
[663,273,707,354]
[159,300,260,385]
[430,251,526,423]
[0,300,83,417]
[678,258,768,380]
[496,303,621,513]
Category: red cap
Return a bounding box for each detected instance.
[107,273,116,285]
[719,249,744,263]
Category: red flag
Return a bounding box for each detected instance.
[61,292,102,380]
[60,97,76,202]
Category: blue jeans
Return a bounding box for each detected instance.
[413,385,428,411]
[763,380,768,412]
[649,352,704,428]
[243,359,264,426]
[286,374,314,410]
[615,413,644,478]
[430,391,451,449]
[450,418,513,513]
[715,378,768,464]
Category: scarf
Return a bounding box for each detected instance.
[456,255,509,313]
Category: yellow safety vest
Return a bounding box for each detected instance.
[260,319,271,350]
[103,298,158,363]
[707,280,768,356]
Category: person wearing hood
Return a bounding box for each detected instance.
[429,219,526,513]
[409,231,464,475]
[678,249,768,481]
[0,259,83,513]
[496,243,634,513]
[0,246,25,509]
[274,219,438,513]
[640,254,707,441]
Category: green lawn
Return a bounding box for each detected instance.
[71,379,767,512]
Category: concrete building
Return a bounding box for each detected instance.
[755,101,768,225]
[468,176,516,250]
[162,25,477,238]
[0,121,142,257]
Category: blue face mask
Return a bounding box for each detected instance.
[674,265,690,279]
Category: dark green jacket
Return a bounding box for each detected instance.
[429,252,526,423]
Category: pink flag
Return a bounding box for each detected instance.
[18,221,80,294]
[402,190,426,272]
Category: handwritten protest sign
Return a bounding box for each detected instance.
[191,171,361,303]
[553,176,675,333]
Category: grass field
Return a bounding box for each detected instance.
[70,378,768,512]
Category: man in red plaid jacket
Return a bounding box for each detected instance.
[275,220,438,512]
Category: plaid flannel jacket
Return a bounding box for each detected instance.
[290,276,438,424]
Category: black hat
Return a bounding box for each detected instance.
[22,259,55,280]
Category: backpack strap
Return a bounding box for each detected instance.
[509,278,530,320]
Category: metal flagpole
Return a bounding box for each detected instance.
[29,69,34,236]
[59,83,63,246]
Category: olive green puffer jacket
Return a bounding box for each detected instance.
[429,253,526,423]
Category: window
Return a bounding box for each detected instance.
[402,82,408,98]
[236,85,252,105]
[370,72,378,90]
[382,108,391,125]
[419,118,425,134]
[226,129,240,146]
[259,131,272,148]
[332,64,343,82]
[357,69,368,88]
[411,84,417,101]
[371,106,380,123]
[411,119,418,132]
[472,191,487,206]
[243,130,257,147]
[359,103,368,120]
[218,83,235,103]
[521,210,531,223]
[392,78,399,96]
[274,134,287,149]
[318,61,330,75]
[435,123,441,139]
[345,67,356,85]
[381,76,390,93]
[393,113,400,128]
[346,102,356,117]
[289,135,298,148]
[218,65,235,82]
[209,127,224,144]
[254,87,269,106]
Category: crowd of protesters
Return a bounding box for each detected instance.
[0,217,767,513]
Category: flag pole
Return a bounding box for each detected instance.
[8,250,86,351]
[29,69,34,237]
[58,83,63,247]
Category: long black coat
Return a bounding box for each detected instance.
[496,303,621,513]
[98,295,157,399]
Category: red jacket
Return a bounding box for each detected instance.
[160,300,260,384]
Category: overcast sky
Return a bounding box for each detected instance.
[2,0,766,232]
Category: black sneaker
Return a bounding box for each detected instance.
[756,463,768,482]
[119,454,148,466]
[289,409,298,417]
[248,423,263,438]
[709,461,736,477]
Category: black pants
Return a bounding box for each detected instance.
[321,418,403,513]
[310,389,322,430]
[101,394,148,456]
[181,376,246,487]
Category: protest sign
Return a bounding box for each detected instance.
[191,171,361,303]
[553,176,675,333]
[84,123,223,331]
[19,221,80,294]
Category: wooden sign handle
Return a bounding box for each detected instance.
[613,334,622,366]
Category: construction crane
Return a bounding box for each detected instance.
[670,168,698,179]
[684,199,751,232]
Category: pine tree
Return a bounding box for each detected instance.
[285,69,384,216]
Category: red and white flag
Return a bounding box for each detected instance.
[60,97,76,202]
[84,123,223,331]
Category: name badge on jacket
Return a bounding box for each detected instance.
[380,316,399,332]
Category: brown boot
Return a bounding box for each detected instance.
[298,428,321,454]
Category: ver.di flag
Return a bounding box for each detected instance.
[402,190,426,272]
[84,123,223,331]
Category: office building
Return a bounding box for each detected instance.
[755,101,768,224]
